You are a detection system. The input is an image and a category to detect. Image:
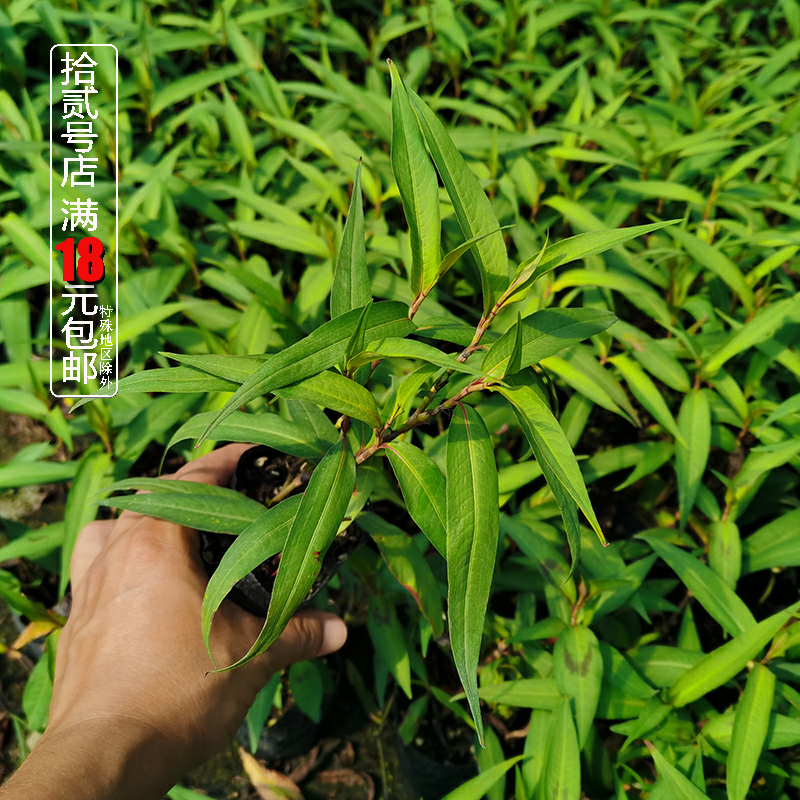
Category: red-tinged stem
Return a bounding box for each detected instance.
[354,379,487,465]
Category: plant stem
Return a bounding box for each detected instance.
[355,379,487,465]
[457,292,507,363]
[268,474,303,506]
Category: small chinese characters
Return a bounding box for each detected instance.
[60,285,97,384]
[60,52,99,191]
[53,47,115,396]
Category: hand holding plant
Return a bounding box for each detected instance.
[0,444,346,800]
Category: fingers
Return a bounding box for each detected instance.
[172,443,256,487]
[70,519,115,594]
[254,611,348,675]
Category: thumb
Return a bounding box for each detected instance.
[262,611,348,674]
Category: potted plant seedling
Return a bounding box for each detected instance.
[90,63,676,759]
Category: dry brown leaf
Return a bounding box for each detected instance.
[12,620,59,650]
[317,768,375,799]
[287,738,341,785]
[239,747,304,800]
[286,744,319,785]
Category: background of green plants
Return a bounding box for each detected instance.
[2,0,800,798]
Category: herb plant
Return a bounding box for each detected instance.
[2,2,800,798]
[91,62,676,745]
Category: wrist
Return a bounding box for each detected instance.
[1,717,185,800]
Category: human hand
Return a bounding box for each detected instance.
[1,443,347,800]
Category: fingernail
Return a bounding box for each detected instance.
[319,614,348,655]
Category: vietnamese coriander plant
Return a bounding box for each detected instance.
[93,62,676,746]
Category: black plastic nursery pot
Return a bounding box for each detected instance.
[200,445,479,799]
[198,444,366,617]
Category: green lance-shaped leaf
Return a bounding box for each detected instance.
[388,362,439,424]
[0,523,64,564]
[649,744,712,800]
[545,346,640,425]
[225,18,263,71]
[359,511,444,637]
[351,337,494,381]
[538,455,581,575]
[162,355,272,384]
[727,662,775,800]
[331,162,370,318]
[86,366,238,402]
[741,508,800,574]
[221,83,256,169]
[508,618,567,646]
[343,300,372,367]
[610,319,691,393]
[274,371,380,428]
[468,678,562,709]
[217,438,357,671]
[439,228,514,282]
[388,61,441,299]
[669,227,755,315]
[202,496,300,663]
[244,671,280,754]
[0,459,76,489]
[483,308,617,378]
[759,393,800,431]
[496,383,605,545]
[639,535,754,636]
[668,601,799,707]
[384,441,447,556]
[702,711,800,751]
[501,232,549,307]
[23,654,53,733]
[196,301,414,446]
[599,642,658,700]
[610,354,685,445]
[289,661,324,723]
[505,313,523,378]
[165,410,329,460]
[612,696,674,747]
[0,568,52,622]
[629,645,703,688]
[731,440,800,509]
[541,699,581,800]
[521,708,551,797]
[475,727,505,800]
[168,787,225,800]
[398,695,428,745]
[615,441,674,491]
[284,399,339,449]
[675,389,711,530]
[407,88,509,314]
[60,450,111,599]
[446,404,500,746]
[505,220,679,303]
[227,219,330,258]
[703,294,800,377]
[553,625,603,749]
[150,63,248,116]
[367,592,412,698]
[440,757,523,800]
[0,213,52,272]
[100,479,265,534]
[708,519,742,591]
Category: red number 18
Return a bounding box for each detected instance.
[57,237,105,284]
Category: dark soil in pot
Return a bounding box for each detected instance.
[198,445,367,617]
[201,446,479,798]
